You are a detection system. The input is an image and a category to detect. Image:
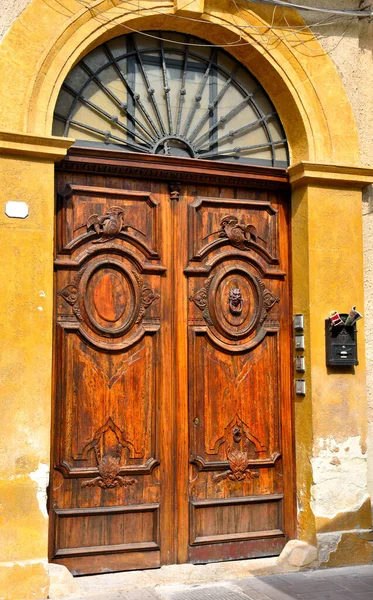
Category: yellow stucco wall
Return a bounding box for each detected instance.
[0,2,373,599]
[0,157,53,599]
[0,136,72,600]
[290,164,373,565]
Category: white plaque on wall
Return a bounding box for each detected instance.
[5,201,29,219]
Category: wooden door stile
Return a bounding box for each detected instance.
[158,181,176,565]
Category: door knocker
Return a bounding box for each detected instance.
[229,288,243,315]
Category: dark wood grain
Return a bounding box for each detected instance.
[51,151,295,574]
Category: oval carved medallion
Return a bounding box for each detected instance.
[210,270,259,339]
[84,263,137,335]
[92,270,127,323]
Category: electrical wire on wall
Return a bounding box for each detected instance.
[246,0,373,17]
[72,0,373,56]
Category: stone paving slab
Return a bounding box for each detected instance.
[49,565,373,600]
[157,584,248,600]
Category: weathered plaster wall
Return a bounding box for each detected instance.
[290,163,373,566]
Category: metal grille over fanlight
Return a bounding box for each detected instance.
[53,32,288,167]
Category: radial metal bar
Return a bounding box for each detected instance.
[193,89,260,148]
[102,43,158,141]
[203,113,277,148]
[188,65,239,142]
[182,47,216,139]
[62,83,153,147]
[186,49,278,163]
[131,35,167,136]
[198,138,287,161]
[176,36,190,135]
[78,60,127,114]
[67,119,149,153]
[73,58,157,142]
[159,34,174,135]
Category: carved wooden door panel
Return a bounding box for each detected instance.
[177,183,294,564]
[51,152,294,574]
[51,177,173,575]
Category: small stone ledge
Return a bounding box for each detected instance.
[0,130,74,161]
[288,161,373,189]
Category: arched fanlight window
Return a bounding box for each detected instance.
[53,32,289,167]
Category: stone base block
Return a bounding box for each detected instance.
[277,540,319,570]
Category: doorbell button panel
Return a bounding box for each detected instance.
[295,335,305,350]
[295,356,305,372]
[295,380,306,396]
[294,314,304,331]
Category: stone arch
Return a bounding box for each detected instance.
[0,0,360,165]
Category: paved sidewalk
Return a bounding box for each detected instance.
[61,565,373,600]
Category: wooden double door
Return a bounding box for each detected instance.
[50,150,295,575]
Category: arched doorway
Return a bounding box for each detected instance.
[2,2,373,596]
[50,32,295,575]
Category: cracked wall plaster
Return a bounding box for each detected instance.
[29,463,49,519]
[317,532,342,564]
[311,437,369,520]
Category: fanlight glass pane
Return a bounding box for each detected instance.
[53,32,288,167]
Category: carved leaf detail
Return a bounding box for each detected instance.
[72,305,84,322]
[255,276,279,325]
[87,206,125,243]
[59,284,78,305]
[136,287,160,323]
[191,288,208,311]
[263,290,279,310]
[132,270,160,324]
[81,420,138,489]
[190,274,214,325]
[213,420,261,484]
[59,270,85,321]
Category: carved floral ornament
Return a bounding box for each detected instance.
[80,417,137,489]
[132,271,160,324]
[213,431,259,483]
[213,418,262,484]
[82,443,137,489]
[58,270,84,321]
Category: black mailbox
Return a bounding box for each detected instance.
[325,314,358,367]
